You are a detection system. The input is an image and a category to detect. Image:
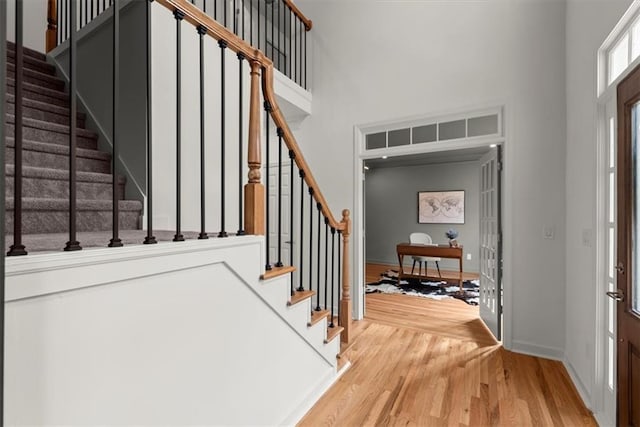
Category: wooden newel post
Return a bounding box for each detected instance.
[244,60,265,235]
[45,0,57,52]
[340,209,352,344]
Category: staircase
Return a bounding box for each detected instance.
[5,41,142,237]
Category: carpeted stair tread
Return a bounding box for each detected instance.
[6,137,108,159]
[7,41,48,61]
[7,78,69,107]
[7,50,57,75]
[6,198,142,211]
[7,94,86,127]
[6,164,125,184]
[6,121,98,150]
[7,62,65,91]
[6,114,97,140]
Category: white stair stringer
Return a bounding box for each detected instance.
[3,236,343,426]
[259,273,341,368]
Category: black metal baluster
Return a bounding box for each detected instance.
[270,0,274,61]
[233,0,236,33]
[278,0,281,70]
[0,0,6,412]
[303,26,306,89]
[337,229,342,325]
[293,13,297,84]
[214,0,217,21]
[8,0,27,256]
[264,100,271,268]
[324,218,328,310]
[84,0,88,27]
[308,186,314,295]
[330,227,336,327]
[173,9,185,242]
[275,127,283,267]
[297,169,305,292]
[64,0,81,251]
[203,0,207,14]
[257,0,260,51]
[263,0,267,53]
[57,0,61,45]
[224,0,227,27]
[90,0,94,22]
[242,0,245,40]
[237,52,245,235]
[219,40,229,238]
[144,0,156,245]
[288,9,291,78]
[297,19,301,87]
[79,0,83,28]
[250,0,253,46]
[198,26,208,240]
[289,150,295,291]
[315,202,321,311]
[108,0,122,247]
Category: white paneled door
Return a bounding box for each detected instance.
[479,146,502,340]
[268,162,292,268]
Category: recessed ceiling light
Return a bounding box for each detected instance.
[490,144,497,148]
[364,166,370,170]
[382,156,388,159]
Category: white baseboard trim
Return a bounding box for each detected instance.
[280,361,352,426]
[562,358,593,412]
[510,340,564,361]
[594,410,616,427]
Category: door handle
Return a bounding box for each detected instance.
[615,262,625,274]
[606,290,625,302]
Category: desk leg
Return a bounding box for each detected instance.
[459,257,464,294]
[397,253,404,282]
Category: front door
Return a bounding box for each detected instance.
[616,64,640,426]
[479,146,502,340]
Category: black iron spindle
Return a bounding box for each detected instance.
[308,186,314,295]
[264,100,271,268]
[57,0,61,45]
[79,0,82,29]
[204,0,207,14]
[173,9,185,242]
[224,0,227,27]
[303,26,306,89]
[198,26,208,240]
[219,40,229,238]
[278,0,281,70]
[330,227,336,327]
[297,169,305,292]
[297,19,301,87]
[288,9,291,78]
[237,52,245,235]
[275,127,283,267]
[64,0,81,251]
[257,0,260,51]
[0,0,6,412]
[315,202,321,311]
[85,0,88,27]
[214,0,217,20]
[289,150,295,291]
[8,0,27,256]
[108,0,122,247]
[242,0,245,40]
[270,0,274,61]
[293,13,297,84]
[90,0,94,23]
[250,0,253,46]
[144,0,156,245]
[338,229,342,325]
[233,0,236,33]
[324,218,328,310]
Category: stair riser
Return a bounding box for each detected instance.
[5,210,140,234]
[7,84,68,108]
[7,63,65,91]
[6,176,125,201]
[6,123,97,150]
[7,147,111,174]
[7,42,49,61]
[6,102,86,128]
[7,50,56,75]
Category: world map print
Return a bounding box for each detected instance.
[418,190,465,224]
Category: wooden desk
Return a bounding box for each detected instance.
[396,243,464,293]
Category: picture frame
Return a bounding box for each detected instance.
[418,190,465,224]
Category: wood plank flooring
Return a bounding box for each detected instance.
[298,265,595,426]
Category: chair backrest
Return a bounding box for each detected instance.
[409,232,433,245]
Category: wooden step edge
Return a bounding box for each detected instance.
[324,325,344,344]
[308,309,330,327]
[336,353,351,372]
[287,289,315,306]
[260,265,296,280]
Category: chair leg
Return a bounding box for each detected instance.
[436,261,441,278]
[411,259,416,275]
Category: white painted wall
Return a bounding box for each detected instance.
[297,0,567,356]
[4,237,339,425]
[6,0,47,52]
[565,0,632,416]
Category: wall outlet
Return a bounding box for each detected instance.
[466,253,472,260]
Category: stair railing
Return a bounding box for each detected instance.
[155,0,352,343]
[46,0,311,89]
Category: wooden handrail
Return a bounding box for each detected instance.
[283,0,313,31]
[45,0,57,52]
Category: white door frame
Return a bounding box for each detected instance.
[351,104,514,350]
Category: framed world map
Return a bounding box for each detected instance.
[418,190,465,224]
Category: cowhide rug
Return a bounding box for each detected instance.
[366,269,480,306]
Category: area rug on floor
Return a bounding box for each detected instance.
[366,269,480,306]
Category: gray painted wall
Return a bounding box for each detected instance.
[51,1,147,202]
[365,161,480,273]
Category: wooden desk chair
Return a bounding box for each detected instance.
[409,232,442,277]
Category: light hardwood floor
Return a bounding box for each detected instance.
[298,264,595,426]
